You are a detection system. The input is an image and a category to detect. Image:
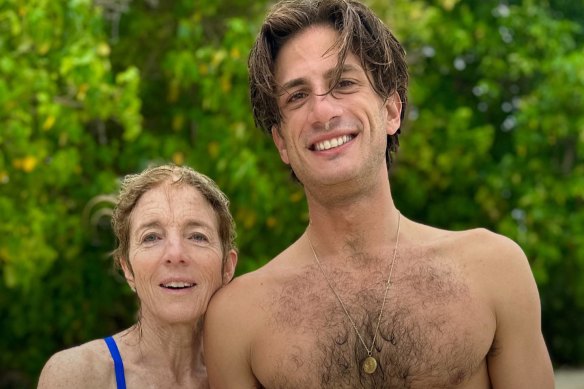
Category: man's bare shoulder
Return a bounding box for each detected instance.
[207,239,310,330]
[215,237,305,295]
[412,219,526,262]
[424,223,537,302]
[410,220,532,286]
[210,259,285,312]
[38,339,113,388]
[448,227,528,266]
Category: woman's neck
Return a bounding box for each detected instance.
[120,317,207,384]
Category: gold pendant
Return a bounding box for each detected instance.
[362,356,378,374]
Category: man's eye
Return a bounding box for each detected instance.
[287,91,308,103]
[336,79,357,90]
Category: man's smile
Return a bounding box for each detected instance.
[312,134,355,151]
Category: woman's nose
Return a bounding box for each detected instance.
[162,237,188,264]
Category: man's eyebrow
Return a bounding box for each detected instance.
[277,63,363,95]
[323,63,361,80]
[280,64,362,88]
[278,77,307,95]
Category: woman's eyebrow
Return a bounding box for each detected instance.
[184,219,214,230]
[133,221,161,236]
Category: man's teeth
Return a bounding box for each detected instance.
[161,282,195,289]
[314,135,352,151]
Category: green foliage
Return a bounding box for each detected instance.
[0,0,140,386]
[0,0,582,386]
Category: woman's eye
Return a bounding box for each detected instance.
[142,233,160,243]
[190,232,209,243]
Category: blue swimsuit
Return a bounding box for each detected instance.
[104,336,127,389]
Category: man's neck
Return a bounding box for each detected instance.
[305,175,399,259]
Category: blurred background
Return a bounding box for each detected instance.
[0,0,582,387]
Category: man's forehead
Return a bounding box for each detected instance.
[274,27,337,71]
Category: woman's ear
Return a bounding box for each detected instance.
[121,259,136,292]
[222,250,238,285]
[272,126,290,165]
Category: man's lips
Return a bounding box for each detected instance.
[312,134,355,151]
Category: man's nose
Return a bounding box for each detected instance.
[308,91,343,130]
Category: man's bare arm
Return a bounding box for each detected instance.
[485,234,554,388]
[204,280,260,389]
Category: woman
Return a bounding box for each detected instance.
[38,164,238,388]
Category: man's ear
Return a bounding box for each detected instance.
[384,93,402,136]
[121,260,136,292]
[222,250,238,285]
[271,126,290,165]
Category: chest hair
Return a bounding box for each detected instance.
[266,249,484,388]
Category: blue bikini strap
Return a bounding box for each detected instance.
[104,336,127,389]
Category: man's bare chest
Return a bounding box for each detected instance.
[252,258,494,388]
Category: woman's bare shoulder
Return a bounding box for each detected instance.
[38,338,114,388]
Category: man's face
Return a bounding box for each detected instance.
[271,24,401,190]
[124,182,234,325]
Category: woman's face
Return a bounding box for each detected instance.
[123,182,233,325]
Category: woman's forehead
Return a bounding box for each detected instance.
[129,183,218,231]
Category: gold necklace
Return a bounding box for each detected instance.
[307,212,401,375]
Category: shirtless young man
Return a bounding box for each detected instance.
[204,0,554,387]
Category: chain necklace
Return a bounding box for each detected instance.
[307,212,401,375]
